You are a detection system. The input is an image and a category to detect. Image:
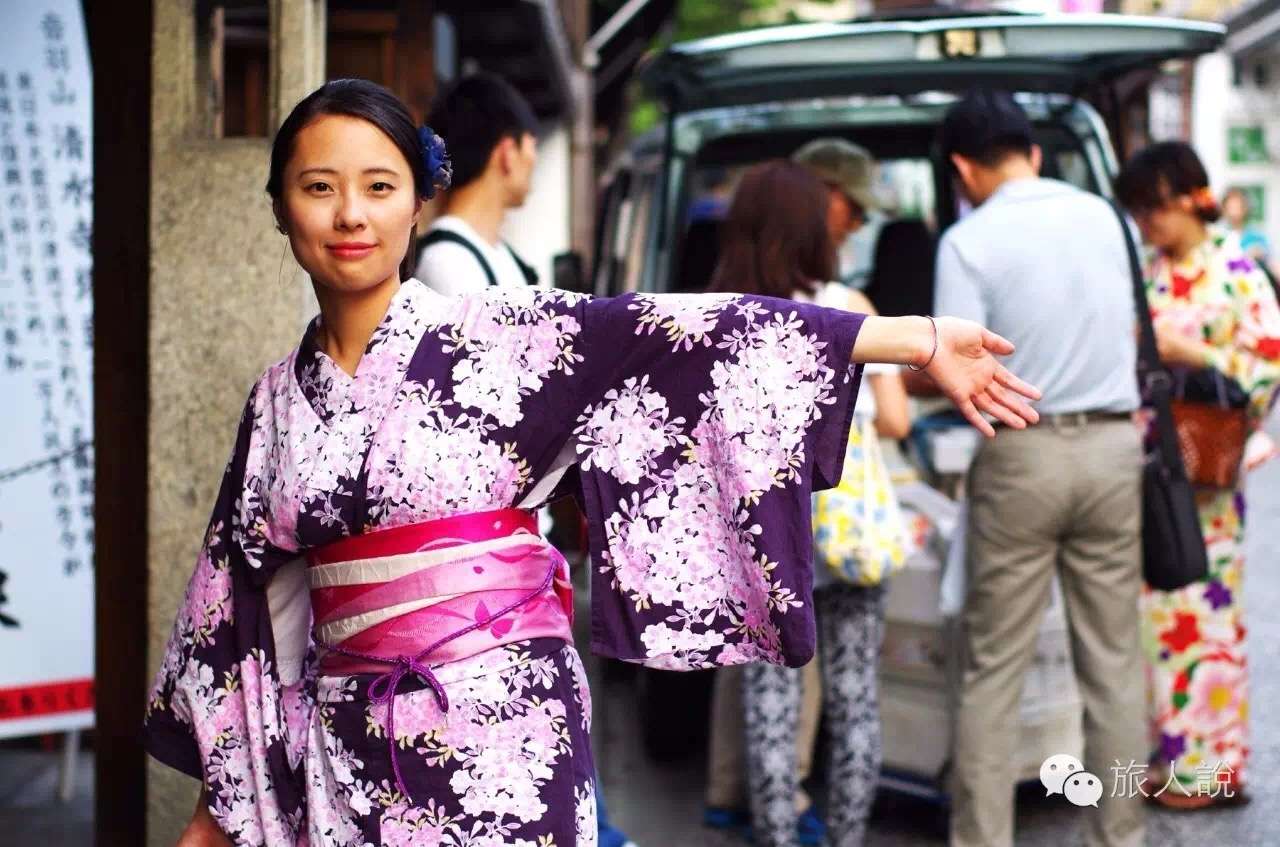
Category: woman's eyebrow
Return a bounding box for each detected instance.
[296,166,401,178]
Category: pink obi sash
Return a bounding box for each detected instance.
[305,507,574,800]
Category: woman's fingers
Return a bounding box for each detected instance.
[980,327,1015,356]
[955,395,996,438]
[993,365,1042,402]
[986,379,1040,425]
[973,390,1026,430]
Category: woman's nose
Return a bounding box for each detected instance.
[334,191,367,230]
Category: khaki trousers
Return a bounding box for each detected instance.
[949,420,1146,847]
[705,658,822,812]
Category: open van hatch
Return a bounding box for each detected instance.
[643,14,1225,111]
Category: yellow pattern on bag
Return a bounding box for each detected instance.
[812,416,907,586]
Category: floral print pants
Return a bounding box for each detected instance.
[1142,486,1250,791]
[744,585,885,847]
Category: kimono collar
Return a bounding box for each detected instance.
[257,279,439,549]
[294,279,435,421]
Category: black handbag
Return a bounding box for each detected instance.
[1109,201,1210,591]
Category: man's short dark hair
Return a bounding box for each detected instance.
[427,72,538,189]
[939,88,1035,168]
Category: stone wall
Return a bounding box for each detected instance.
[145,1,322,843]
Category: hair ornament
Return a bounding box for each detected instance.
[1191,185,1218,212]
[418,126,452,199]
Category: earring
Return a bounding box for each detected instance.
[275,221,288,235]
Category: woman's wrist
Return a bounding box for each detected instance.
[852,315,935,367]
[907,316,938,372]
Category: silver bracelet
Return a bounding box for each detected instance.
[907,316,938,372]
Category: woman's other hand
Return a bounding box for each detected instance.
[1153,316,1212,369]
[922,317,1041,438]
[176,790,232,847]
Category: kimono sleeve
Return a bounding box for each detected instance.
[559,292,866,671]
[143,387,311,846]
[1204,257,1280,423]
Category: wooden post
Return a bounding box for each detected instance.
[85,0,152,841]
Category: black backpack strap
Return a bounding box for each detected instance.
[417,229,498,287]
[504,243,540,286]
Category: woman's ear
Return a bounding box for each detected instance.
[411,197,424,229]
[272,199,288,235]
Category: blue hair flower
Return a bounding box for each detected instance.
[418,125,452,199]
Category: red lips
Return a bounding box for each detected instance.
[327,241,377,259]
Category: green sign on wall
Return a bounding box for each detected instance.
[1228,125,1269,164]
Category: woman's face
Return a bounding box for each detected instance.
[1222,192,1248,228]
[277,114,422,295]
[825,186,864,248]
[1130,194,1198,254]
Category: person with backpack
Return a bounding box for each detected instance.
[415,72,541,292]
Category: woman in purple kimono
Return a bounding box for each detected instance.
[148,79,1039,847]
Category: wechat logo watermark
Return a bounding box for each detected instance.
[1040,754,1103,808]
[1042,754,1239,805]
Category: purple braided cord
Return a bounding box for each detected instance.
[318,557,557,803]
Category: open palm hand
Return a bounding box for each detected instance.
[924,317,1041,437]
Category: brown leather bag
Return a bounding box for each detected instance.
[1169,400,1248,489]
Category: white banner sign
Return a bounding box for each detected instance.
[0,0,94,738]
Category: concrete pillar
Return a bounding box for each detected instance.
[1191,52,1231,194]
[145,2,323,843]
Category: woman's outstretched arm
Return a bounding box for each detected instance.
[853,314,1041,438]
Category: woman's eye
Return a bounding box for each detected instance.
[305,182,332,194]
[370,182,394,193]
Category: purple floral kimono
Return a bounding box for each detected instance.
[144,280,865,846]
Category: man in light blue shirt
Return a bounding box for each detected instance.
[938,90,1146,847]
[935,180,1139,416]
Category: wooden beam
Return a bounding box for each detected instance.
[84,0,152,842]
